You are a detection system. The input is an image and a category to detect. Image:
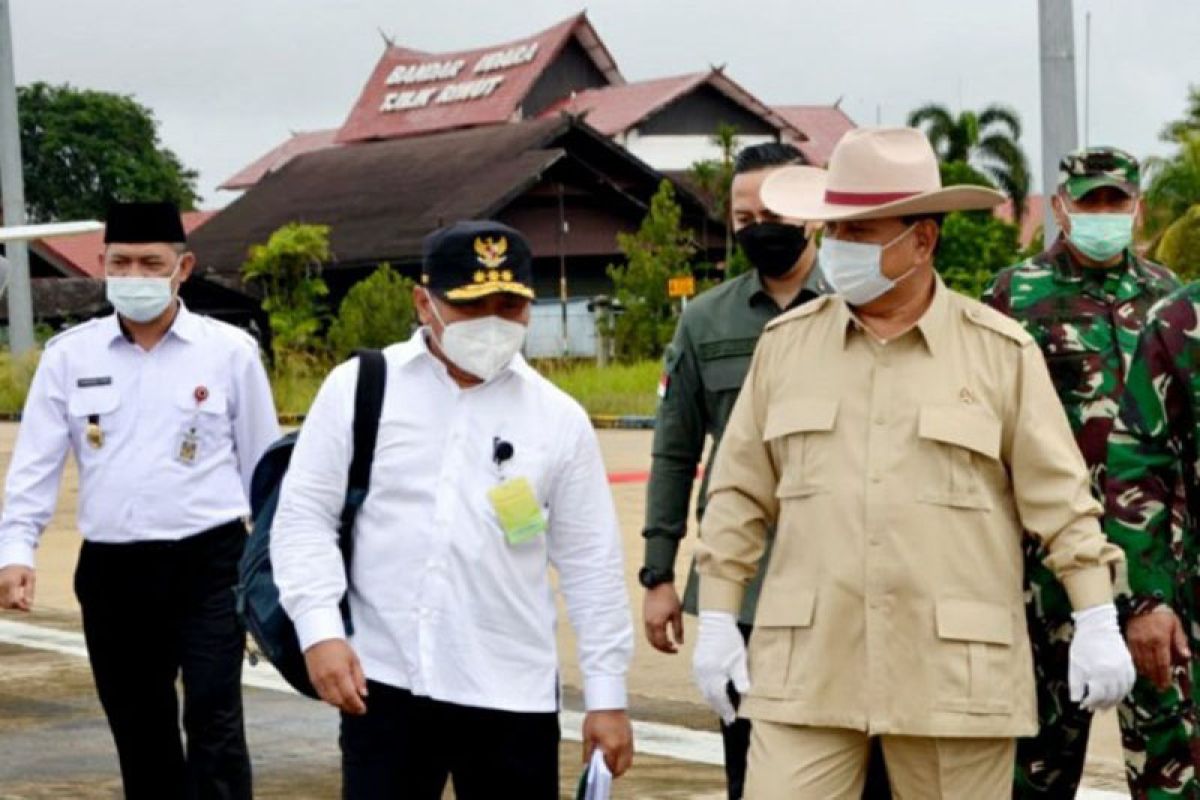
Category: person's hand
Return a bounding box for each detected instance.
[1126,607,1191,690]
[1068,603,1137,710]
[582,709,634,777]
[0,566,35,612]
[643,583,684,654]
[692,610,749,724]
[304,639,368,715]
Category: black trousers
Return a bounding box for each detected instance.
[341,681,560,799]
[724,625,892,800]
[74,521,252,800]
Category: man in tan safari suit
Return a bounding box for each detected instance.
[690,127,1137,798]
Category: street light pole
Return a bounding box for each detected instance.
[0,0,34,354]
[1037,0,1080,245]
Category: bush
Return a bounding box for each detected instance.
[327,264,416,359]
[936,211,1022,298]
[606,181,698,362]
[1156,204,1200,281]
[241,223,331,358]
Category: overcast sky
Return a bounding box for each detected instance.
[10,0,1199,208]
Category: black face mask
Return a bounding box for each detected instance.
[735,222,809,278]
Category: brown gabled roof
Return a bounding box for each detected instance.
[544,69,804,139]
[191,118,581,274]
[33,211,218,278]
[219,130,340,191]
[773,105,857,166]
[336,13,623,144]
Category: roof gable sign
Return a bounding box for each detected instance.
[336,13,623,144]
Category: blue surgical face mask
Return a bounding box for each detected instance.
[1066,212,1134,262]
[819,225,917,306]
[105,259,181,323]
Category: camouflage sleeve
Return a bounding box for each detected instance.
[1104,313,1193,616]
[980,267,1013,316]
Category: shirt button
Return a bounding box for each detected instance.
[873,416,885,426]
[869,537,882,547]
[870,474,883,483]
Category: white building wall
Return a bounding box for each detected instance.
[619,131,776,172]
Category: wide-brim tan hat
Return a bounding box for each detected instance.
[761,127,1006,221]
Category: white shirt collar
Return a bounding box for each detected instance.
[104,300,199,347]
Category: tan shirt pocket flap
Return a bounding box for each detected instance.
[754,589,816,628]
[918,404,1002,461]
[763,399,839,441]
[935,599,1012,646]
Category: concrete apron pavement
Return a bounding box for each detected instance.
[0,426,1132,798]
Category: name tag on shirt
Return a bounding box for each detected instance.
[487,477,546,545]
[76,376,113,388]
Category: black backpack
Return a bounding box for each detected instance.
[236,350,387,699]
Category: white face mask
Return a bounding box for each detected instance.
[820,225,918,307]
[424,290,527,382]
[105,258,181,323]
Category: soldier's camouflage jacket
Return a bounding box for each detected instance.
[984,239,1180,492]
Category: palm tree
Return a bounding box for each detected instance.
[907,104,1032,225]
[1145,133,1200,243]
[1160,85,1200,144]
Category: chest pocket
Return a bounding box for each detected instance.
[917,404,1001,511]
[67,386,121,447]
[1026,314,1113,404]
[763,399,838,498]
[174,387,229,442]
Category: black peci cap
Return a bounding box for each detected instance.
[104,201,187,245]
[421,220,534,303]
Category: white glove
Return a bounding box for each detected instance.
[1069,603,1137,711]
[692,610,750,724]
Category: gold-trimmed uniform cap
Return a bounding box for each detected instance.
[421,220,535,303]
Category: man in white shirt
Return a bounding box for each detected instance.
[271,220,634,798]
[0,202,280,800]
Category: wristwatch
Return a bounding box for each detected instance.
[638,566,675,589]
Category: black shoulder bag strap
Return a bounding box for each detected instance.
[337,349,387,629]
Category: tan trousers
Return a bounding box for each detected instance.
[745,721,1015,799]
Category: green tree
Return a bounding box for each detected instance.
[17,82,199,222]
[1145,134,1200,243]
[241,223,331,357]
[606,180,698,361]
[327,264,416,359]
[1156,205,1200,281]
[939,160,994,190]
[908,103,1031,226]
[688,123,740,264]
[935,212,1022,299]
[1160,85,1200,144]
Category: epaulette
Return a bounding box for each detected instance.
[960,301,1031,346]
[43,317,105,350]
[764,295,832,332]
[199,315,260,351]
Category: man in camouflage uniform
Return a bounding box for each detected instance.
[1107,286,1200,800]
[983,147,1182,798]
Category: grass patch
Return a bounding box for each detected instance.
[269,352,331,417]
[0,347,39,412]
[0,350,40,414]
[0,348,660,420]
[537,359,659,417]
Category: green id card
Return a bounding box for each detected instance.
[487,477,547,545]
